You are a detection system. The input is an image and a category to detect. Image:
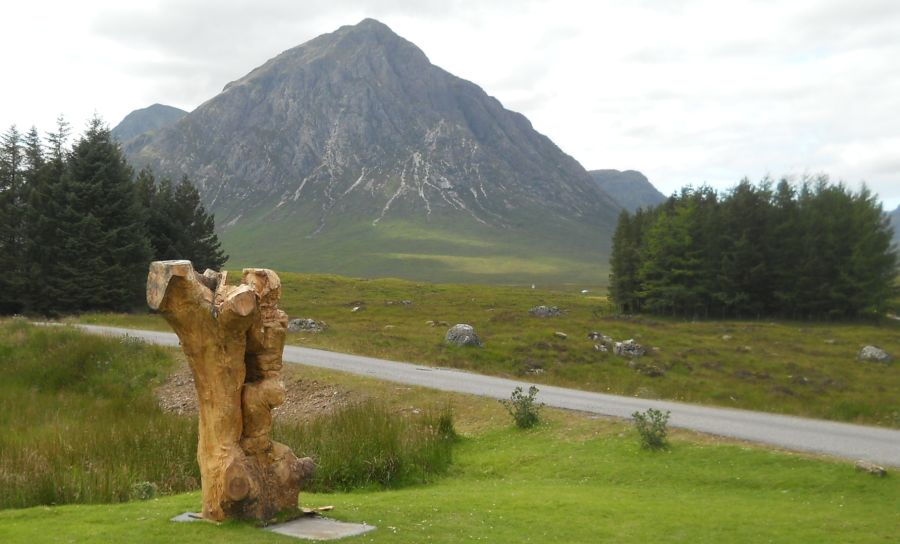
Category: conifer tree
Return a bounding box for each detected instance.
[21,118,69,314]
[609,210,638,312]
[609,175,898,319]
[137,170,228,270]
[32,116,151,313]
[70,116,152,311]
[769,179,801,316]
[0,125,25,313]
[171,176,228,271]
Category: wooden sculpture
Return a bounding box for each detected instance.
[147,260,314,521]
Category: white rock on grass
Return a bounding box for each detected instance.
[857,345,892,363]
[614,339,646,358]
[445,324,483,347]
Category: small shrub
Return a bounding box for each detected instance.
[501,386,543,429]
[130,481,158,501]
[632,408,671,450]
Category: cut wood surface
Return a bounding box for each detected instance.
[147,260,314,521]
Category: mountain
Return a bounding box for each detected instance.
[123,19,621,284]
[588,169,666,213]
[889,205,900,245]
[112,104,187,143]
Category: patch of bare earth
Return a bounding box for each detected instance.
[155,357,364,423]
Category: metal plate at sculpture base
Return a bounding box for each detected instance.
[265,517,376,540]
[170,511,376,540]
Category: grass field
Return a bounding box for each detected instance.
[72,272,900,427]
[0,322,453,510]
[220,213,610,285]
[2,416,897,543]
[2,321,898,543]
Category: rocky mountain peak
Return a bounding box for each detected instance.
[120,19,621,283]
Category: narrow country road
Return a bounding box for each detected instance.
[73,324,900,467]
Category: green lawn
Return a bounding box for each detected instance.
[70,272,900,427]
[2,421,897,543]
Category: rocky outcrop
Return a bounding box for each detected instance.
[287,318,327,333]
[529,305,562,317]
[857,345,892,363]
[614,339,646,358]
[445,324,482,347]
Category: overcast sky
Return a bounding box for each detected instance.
[3,0,898,208]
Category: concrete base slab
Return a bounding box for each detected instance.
[266,517,376,540]
[171,512,204,522]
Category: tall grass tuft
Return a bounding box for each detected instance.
[0,321,198,509]
[275,400,456,492]
[0,321,456,509]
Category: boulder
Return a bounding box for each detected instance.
[287,318,327,333]
[614,339,646,358]
[857,345,892,363]
[529,305,561,317]
[554,331,568,339]
[445,324,483,347]
[855,460,887,477]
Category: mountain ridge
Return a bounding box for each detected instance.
[121,19,621,283]
[889,204,900,245]
[588,169,666,212]
[112,103,187,143]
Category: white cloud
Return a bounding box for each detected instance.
[2,0,898,207]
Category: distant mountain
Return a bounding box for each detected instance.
[112,104,187,144]
[889,205,900,245]
[122,19,621,284]
[588,170,667,213]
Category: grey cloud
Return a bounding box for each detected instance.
[91,0,522,108]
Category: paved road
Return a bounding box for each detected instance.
[73,323,900,467]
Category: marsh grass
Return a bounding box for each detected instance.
[276,401,456,492]
[0,322,456,509]
[0,320,198,509]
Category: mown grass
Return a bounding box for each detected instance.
[2,417,897,543]
[0,322,454,510]
[72,272,900,427]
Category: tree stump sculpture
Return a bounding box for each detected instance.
[147,260,314,521]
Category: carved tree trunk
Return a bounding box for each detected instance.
[147,260,314,521]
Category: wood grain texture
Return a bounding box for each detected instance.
[147,260,314,521]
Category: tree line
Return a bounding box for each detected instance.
[0,116,226,315]
[609,177,898,319]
